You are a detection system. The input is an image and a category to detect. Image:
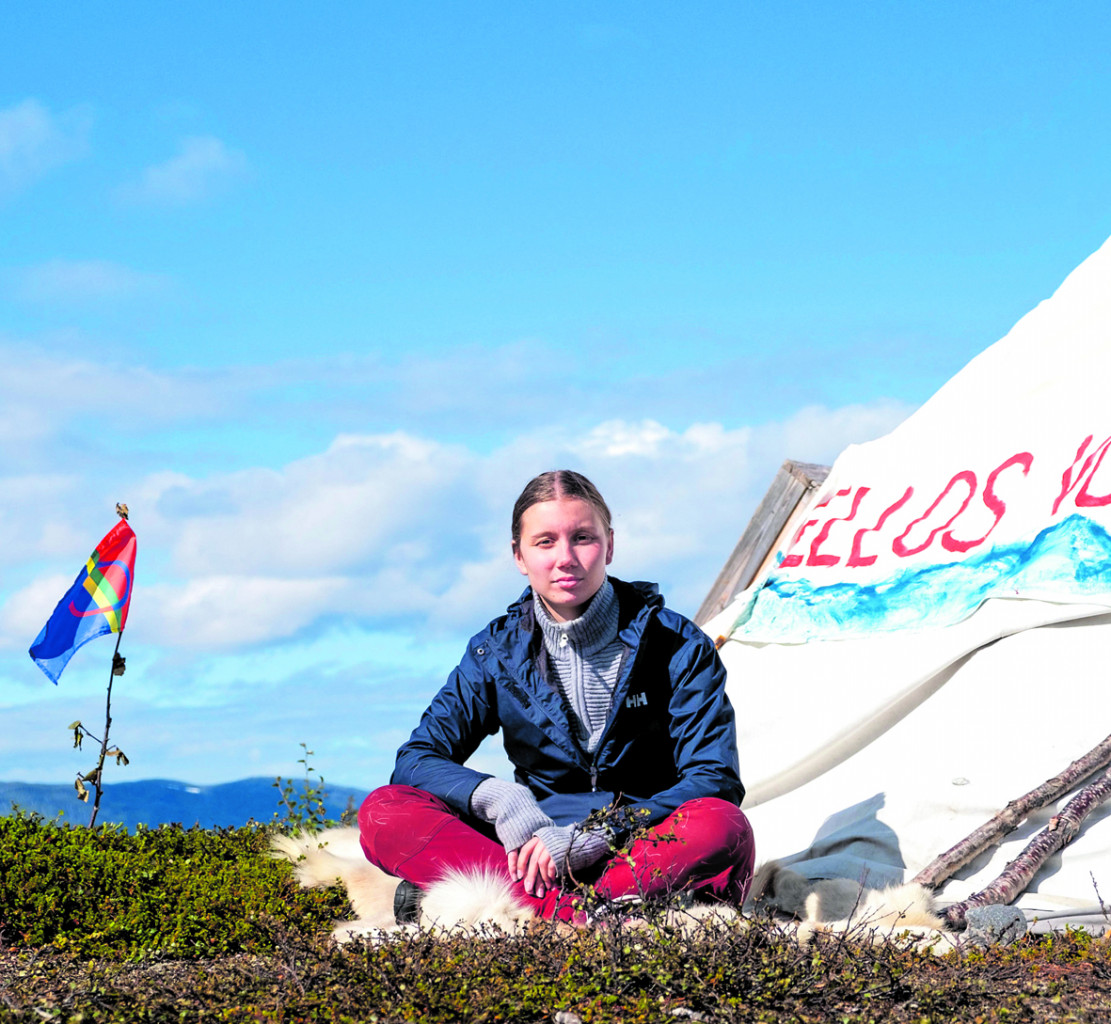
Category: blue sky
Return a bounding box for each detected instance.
[2,2,1109,792]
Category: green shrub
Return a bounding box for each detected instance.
[2,813,1110,1021]
[0,813,346,959]
[9,913,1108,1023]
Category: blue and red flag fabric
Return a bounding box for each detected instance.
[29,519,136,684]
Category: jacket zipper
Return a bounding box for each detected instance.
[586,638,636,794]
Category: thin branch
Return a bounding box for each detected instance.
[87,632,124,828]
[913,731,1111,889]
[942,765,1111,930]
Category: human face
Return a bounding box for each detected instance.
[512,497,614,623]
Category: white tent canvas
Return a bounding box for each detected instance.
[708,234,1111,931]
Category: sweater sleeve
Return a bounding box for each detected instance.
[533,823,611,877]
[390,635,502,816]
[471,777,555,849]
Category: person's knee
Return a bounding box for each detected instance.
[358,784,440,870]
[358,784,426,834]
[716,801,755,861]
[674,797,754,853]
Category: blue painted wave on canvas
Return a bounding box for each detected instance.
[732,513,1111,642]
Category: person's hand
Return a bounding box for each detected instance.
[507,835,556,897]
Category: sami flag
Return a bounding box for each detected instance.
[29,520,136,684]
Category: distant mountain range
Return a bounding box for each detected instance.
[0,777,369,830]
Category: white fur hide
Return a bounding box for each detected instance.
[271,829,948,947]
[750,861,946,945]
[270,827,533,942]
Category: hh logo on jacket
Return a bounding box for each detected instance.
[625,691,648,709]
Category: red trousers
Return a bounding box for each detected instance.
[358,784,755,922]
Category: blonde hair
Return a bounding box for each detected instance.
[511,470,612,545]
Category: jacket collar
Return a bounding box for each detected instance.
[496,576,663,664]
[487,577,666,769]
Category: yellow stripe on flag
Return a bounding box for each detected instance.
[81,561,123,633]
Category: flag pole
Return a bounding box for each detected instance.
[87,628,125,828]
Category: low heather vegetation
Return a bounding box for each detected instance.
[1,814,1110,1022]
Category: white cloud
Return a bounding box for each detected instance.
[152,432,475,578]
[137,566,447,651]
[118,135,248,205]
[758,400,912,461]
[0,473,89,595]
[0,340,227,464]
[427,554,520,628]
[0,573,73,652]
[131,402,911,651]
[0,333,913,661]
[141,575,354,649]
[578,419,674,458]
[0,99,90,197]
[9,260,172,303]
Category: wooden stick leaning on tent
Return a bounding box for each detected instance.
[913,731,1111,890]
[940,766,1111,930]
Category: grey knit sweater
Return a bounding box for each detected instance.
[470,578,622,877]
[534,577,625,754]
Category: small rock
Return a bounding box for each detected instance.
[964,904,1027,946]
[553,1012,583,1024]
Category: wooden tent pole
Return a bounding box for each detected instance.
[913,732,1111,891]
[941,766,1111,930]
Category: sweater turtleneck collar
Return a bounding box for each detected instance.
[533,577,618,657]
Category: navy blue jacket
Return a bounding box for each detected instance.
[392,578,744,827]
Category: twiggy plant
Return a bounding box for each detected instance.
[68,637,130,827]
[274,743,343,832]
